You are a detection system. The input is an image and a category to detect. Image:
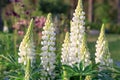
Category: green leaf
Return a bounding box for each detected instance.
[79,61,83,72]
[0,55,13,63]
[72,63,79,73]
[83,64,93,73]
[62,65,76,74]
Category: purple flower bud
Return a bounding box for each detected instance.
[12,11,20,18]
[5,12,12,16]
[25,11,30,15]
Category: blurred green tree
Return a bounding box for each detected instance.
[39,0,69,14]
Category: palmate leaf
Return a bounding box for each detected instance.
[72,63,80,73]
[62,65,76,74]
[83,64,92,73]
[83,63,98,75]
[63,62,98,79]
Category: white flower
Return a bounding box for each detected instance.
[18,19,36,66]
[95,24,113,70]
[61,32,70,65]
[69,0,86,66]
[3,26,9,33]
[80,33,91,67]
[40,13,56,79]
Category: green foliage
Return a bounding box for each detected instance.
[39,0,69,14]
[0,0,9,7]
[63,62,98,80]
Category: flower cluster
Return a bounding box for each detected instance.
[13,19,29,35]
[95,24,113,70]
[69,0,86,66]
[80,33,91,67]
[13,19,28,30]
[40,13,56,78]
[18,19,36,65]
[61,32,70,65]
[12,16,46,36]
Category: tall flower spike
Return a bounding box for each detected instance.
[80,33,91,67]
[69,0,85,66]
[18,19,36,66]
[95,24,113,70]
[61,32,70,80]
[18,19,36,80]
[61,32,70,65]
[40,13,56,79]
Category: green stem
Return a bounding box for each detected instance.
[63,67,69,80]
[14,29,17,56]
[6,33,9,54]
[80,75,82,80]
[25,58,31,80]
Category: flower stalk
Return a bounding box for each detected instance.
[40,13,56,79]
[18,19,36,80]
[69,0,86,66]
[25,58,31,80]
[61,32,70,80]
[80,33,91,67]
[61,32,70,65]
[95,24,113,70]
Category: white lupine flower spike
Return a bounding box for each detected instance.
[18,19,36,80]
[61,32,70,65]
[18,19,35,65]
[40,13,56,80]
[80,33,91,67]
[95,24,113,70]
[69,0,86,66]
[61,32,70,80]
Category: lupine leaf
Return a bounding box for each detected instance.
[62,65,76,74]
[79,61,83,72]
[72,63,79,73]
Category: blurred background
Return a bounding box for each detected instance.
[0,0,120,33]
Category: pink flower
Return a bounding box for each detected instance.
[18,30,24,36]
[13,23,20,30]
[35,16,46,28]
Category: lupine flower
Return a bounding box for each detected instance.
[40,13,56,79]
[95,24,113,70]
[80,33,91,67]
[61,32,70,80]
[69,0,86,66]
[61,32,70,65]
[18,19,36,66]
